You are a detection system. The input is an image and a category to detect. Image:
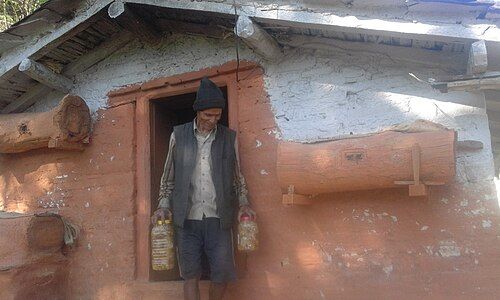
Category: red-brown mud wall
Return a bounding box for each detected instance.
[0,70,499,299]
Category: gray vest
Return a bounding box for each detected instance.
[171,121,237,229]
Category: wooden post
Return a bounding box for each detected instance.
[235,16,282,61]
[0,94,91,153]
[18,58,74,93]
[408,144,428,197]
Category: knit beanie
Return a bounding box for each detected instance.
[193,77,226,111]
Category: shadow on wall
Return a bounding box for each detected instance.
[266,48,486,143]
[0,149,68,213]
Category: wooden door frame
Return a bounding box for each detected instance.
[108,60,260,281]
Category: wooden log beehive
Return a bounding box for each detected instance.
[277,130,456,204]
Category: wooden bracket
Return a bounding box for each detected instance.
[393,143,442,196]
[282,185,313,205]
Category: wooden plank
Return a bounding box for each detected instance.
[281,34,467,70]
[84,26,108,41]
[408,143,427,197]
[0,33,24,52]
[93,19,120,36]
[44,50,73,64]
[64,40,90,53]
[0,32,24,42]
[18,59,73,93]
[69,36,97,49]
[434,71,500,83]
[155,19,228,38]
[445,76,500,91]
[7,18,54,37]
[57,43,85,57]
[76,30,104,45]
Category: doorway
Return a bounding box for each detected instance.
[149,88,229,281]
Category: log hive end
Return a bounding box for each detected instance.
[53,94,91,143]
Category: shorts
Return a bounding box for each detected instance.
[176,217,236,283]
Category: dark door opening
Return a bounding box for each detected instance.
[149,87,228,281]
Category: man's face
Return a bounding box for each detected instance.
[196,108,222,132]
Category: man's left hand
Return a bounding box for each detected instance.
[238,205,256,220]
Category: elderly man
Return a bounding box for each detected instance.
[152,77,255,300]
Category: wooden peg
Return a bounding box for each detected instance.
[282,185,313,205]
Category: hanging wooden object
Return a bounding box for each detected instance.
[277,129,456,205]
[0,94,91,153]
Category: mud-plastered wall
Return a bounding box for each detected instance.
[1,34,499,299]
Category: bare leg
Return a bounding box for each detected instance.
[209,282,227,300]
[184,277,200,300]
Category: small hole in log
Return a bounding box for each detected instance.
[18,123,29,135]
[345,152,364,163]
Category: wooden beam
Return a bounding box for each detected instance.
[467,40,488,75]
[281,34,467,71]
[456,140,484,151]
[434,71,500,83]
[108,1,162,45]
[0,33,24,53]
[431,72,500,93]
[235,16,282,61]
[62,30,134,76]
[18,59,73,93]
[441,76,500,92]
[1,84,51,114]
[0,0,113,81]
[3,31,134,114]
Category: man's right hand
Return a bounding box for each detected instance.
[151,208,172,225]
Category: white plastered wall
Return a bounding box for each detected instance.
[30,34,495,183]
